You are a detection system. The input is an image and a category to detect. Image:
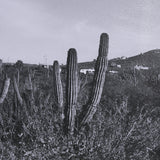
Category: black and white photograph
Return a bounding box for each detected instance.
[0,0,160,159]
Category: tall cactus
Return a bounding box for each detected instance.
[80,33,109,126]
[66,48,78,134]
[0,77,10,104]
[53,61,63,118]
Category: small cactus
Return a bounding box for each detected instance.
[0,77,10,104]
[53,61,63,118]
[66,48,78,134]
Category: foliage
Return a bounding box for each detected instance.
[0,65,160,159]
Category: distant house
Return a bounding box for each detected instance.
[121,56,126,60]
[80,68,95,74]
[134,65,149,70]
[38,64,49,69]
[117,65,121,68]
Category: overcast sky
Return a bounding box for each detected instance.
[0,0,160,64]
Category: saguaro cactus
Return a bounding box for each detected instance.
[0,77,10,104]
[53,61,63,118]
[80,33,109,126]
[66,48,78,134]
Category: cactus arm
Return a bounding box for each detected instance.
[13,76,23,106]
[53,61,63,117]
[0,78,10,104]
[80,33,109,126]
[66,48,78,134]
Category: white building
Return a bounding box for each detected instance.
[134,65,149,70]
[80,68,95,74]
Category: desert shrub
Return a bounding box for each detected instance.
[0,64,160,159]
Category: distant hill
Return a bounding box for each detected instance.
[110,49,160,69]
[2,49,160,72]
[77,49,160,71]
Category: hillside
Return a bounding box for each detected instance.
[76,49,160,71]
[109,49,160,69]
[2,49,160,73]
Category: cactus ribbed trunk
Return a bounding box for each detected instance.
[0,78,10,104]
[80,33,109,126]
[53,61,63,118]
[13,76,23,106]
[66,48,78,134]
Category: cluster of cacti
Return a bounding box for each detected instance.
[53,33,109,134]
[0,33,109,135]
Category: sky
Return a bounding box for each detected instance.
[0,0,160,65]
